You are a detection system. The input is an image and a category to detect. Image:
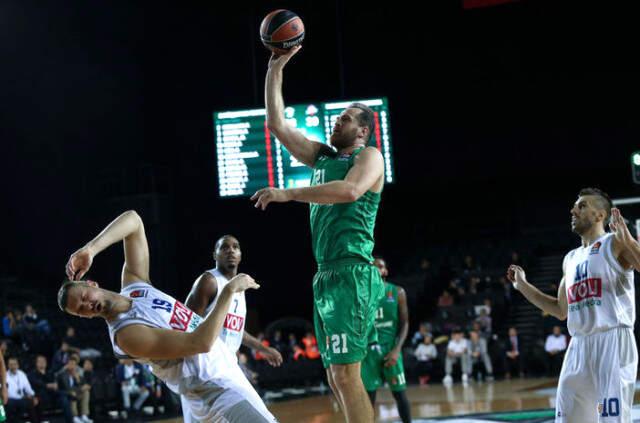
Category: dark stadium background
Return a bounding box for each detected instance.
[1,0,637,332]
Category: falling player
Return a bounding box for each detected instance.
[59,210,278,422]
[507,188,640,422]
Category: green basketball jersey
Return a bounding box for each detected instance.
[309,147,381,265]
[375,282,399,347]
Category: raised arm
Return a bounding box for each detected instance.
[65,210,150,289]
[507,264,568,321]
[185,273,218,317]
[265,47,329,167]
[610,208,640,272]
[116,274,259,360]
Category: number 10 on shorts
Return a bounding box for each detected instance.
[331,333,348,354]
[600,397,620,417]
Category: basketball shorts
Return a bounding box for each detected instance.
[555,327,638,423]
[313,260,385,368]
[361,343,407,392]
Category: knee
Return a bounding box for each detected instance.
[330,366,358,390]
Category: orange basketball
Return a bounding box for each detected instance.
[260,9,304,55]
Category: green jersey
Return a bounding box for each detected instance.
[309,147,381,265]
[375,282,399,347]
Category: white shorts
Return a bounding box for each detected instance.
[556,327,638,423]
[153,340,276,423]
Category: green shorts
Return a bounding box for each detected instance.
[361,343,407,392]
[313,260,385,368]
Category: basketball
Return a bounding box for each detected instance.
[260,9,304,55]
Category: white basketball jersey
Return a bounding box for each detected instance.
[564,233,635,337]
[203,269,246,353]
[107,282,237,394]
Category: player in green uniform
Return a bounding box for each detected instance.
[361,257,411,423]
[252,46,385,423]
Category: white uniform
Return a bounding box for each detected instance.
[107,282,277,423]
[556,233,637,423]
[182,269,248,423]
[204,268,247,354]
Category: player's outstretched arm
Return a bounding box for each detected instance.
[242,332,283,367]
[610,208,640,272]
[265,47,328,168]
[251,146,384,209]
[116,274,259,360]
[65,210,150,288]
[507,265,567,320]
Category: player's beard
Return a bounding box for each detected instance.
[571,217,592,235]
[330,129,357,150]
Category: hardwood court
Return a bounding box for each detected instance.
[152,377,580,422]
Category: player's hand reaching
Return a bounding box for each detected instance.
[507,264,527,291]
[610,208,634,247]
[65,246,94,281]
[251,188,292,211]
[384,348,400,368]
[227,274,260,293]
[262,347,284,367]
[268,46,301,70]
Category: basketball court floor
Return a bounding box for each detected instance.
[150,378,640,422]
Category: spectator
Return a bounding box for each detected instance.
[52,341,71,373]
[443,329,471,385]
[411,322,433,348]
[23,305,51,338]
[115,359,150,420]
[28,355,58,418]
[80,360,96,387]
[1,310,17,340]
[475,309,492,338]
[63,327,101,360]
[437,290,454,307]
[414,334,437,385]
[545,326,567,376]
[468,331,494,382]
[56,355,92,423]
[504,327,523,379]
[302,332,320,360]
[0,339,10,358]
[5,357,39,422]
[461,255,480,275]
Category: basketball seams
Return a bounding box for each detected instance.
[260,9,304,52]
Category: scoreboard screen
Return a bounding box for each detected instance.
[214,98,394,198]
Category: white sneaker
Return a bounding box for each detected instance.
[73,417,84,423]
[81,416,94,423]
[462,373,469,384]
[443,374,453,385]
